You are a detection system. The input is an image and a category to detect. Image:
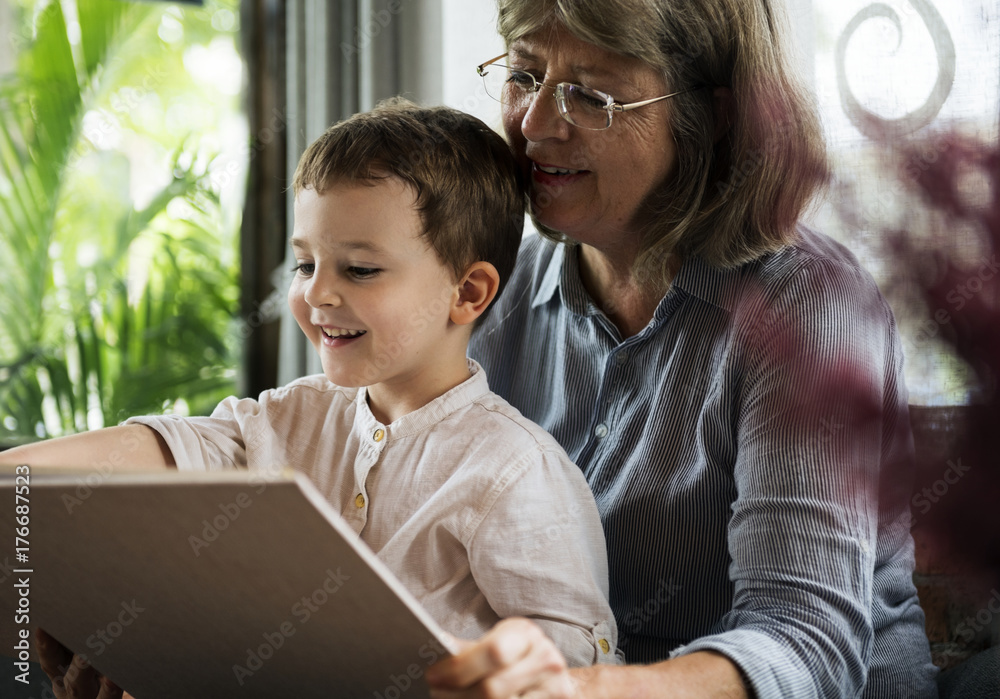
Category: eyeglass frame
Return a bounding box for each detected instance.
[476,53,696,130]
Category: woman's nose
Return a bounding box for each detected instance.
[518,86,571,143]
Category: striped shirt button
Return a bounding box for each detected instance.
[594,423,609,439]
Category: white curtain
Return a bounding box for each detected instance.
[787,0,999,405]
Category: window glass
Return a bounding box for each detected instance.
[0,0,245,443]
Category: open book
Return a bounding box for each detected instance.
[0,467,456,698]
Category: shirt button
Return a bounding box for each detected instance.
[594,423,609,439]
[598,638,611,654]
[615,351,629,366]
[355,493,365,508]
[373,428,385,442]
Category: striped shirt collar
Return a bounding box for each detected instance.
[530,238,745,316]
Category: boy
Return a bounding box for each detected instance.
[2,100,618,692]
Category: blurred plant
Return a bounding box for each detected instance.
[886,131,1000,579]
[0,0,243,446]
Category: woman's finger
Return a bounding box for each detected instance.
[95,676,125,699]
[36,628,126,699]
[36,629,75,698]
[62,652,102,698]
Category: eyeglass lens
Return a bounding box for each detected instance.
[480,65,613,129]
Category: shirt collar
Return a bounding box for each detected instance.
[353,359,492,441]
[672,255,742,314]
[530,243,606,317]
[531,241,566,309]
[530,240,743,316]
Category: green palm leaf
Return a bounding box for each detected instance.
[0,1,241,445]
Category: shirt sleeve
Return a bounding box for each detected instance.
[670,257,900,698]
[124,394,262,471]
[465,444,621,668]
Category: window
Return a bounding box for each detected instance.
[789,0,998,405]
[0,0,245,443]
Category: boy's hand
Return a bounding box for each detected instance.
[425,618,579,699]
[36,628,125,699]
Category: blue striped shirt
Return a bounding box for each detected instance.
[468,227,939,698]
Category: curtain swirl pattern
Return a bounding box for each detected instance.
[793,0,998,405]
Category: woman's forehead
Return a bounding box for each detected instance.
[509,28,664,88]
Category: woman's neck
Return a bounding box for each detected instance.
[578,244,676,338]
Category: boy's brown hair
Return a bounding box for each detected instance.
[293,98,526,307]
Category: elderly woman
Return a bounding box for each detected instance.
[428,0,939,697]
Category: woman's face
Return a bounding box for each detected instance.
[502,24,677,251]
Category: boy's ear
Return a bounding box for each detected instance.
[450,261,500,326]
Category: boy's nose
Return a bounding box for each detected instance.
[304,277,343,308]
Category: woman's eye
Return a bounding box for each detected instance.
[576,88,610,110]
[348,266,380,279]
[507,70,537,90]
[292,262,315,276]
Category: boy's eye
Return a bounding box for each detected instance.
[292,262,315,276]
[347,266,380,279]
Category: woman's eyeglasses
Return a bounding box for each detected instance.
[476,54,694,131]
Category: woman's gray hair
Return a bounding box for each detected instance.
[497,0,829,281]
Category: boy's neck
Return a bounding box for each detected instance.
[364,344,473,425]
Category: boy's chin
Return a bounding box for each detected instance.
[318,362,370,389]
[321,372,367,389]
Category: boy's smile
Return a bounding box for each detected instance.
[288,178,474,423]
[319,326,367,344]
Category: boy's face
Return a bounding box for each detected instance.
[288,178,463,398]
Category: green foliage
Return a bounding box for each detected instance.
[0,0,243,445]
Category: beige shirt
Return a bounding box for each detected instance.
[127,361,618,667]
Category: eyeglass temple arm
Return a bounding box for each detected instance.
[476,53,508,75]
[614,88,695,113]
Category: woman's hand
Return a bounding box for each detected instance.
[36,628,125,699]
[426,618,581,698]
